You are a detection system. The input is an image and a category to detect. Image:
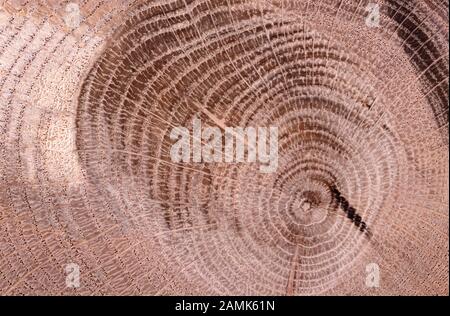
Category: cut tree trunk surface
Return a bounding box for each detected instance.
[0,0,448,295]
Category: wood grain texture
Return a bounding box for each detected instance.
[0,0,448,295]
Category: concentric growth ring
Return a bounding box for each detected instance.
[74,0,448,295]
